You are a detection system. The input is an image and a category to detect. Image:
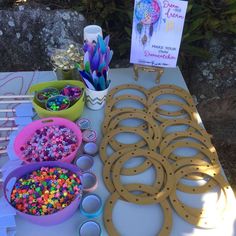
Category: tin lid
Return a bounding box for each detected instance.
[79,220,101,236]
[80,194,102,218]
[74,155,94,172]
[76,118,91,130]
[82,172,98,192]
[82,130,97,143]
[83,142,98,156]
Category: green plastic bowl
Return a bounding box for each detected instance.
[29,80,85,121]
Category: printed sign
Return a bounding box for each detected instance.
[130,0,188,68]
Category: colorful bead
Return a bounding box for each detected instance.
[10,167,82,216]
[46,95,70,111]
[36,88,59,102]
[60,85,83,102]
[20,125,78,162]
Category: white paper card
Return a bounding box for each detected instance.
[130,0,188,68]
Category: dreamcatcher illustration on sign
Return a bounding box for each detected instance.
[135,0,161,46]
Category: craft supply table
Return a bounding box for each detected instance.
[0,68,236,236]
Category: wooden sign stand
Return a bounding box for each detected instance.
[133,64,164,84]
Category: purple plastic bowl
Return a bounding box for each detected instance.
[3,161,83,226]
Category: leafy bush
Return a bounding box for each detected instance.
[181,0,236,59]
[75,0,236,63]
[6,0,236,63]
[74,0,133,59]
[179,0,236,72]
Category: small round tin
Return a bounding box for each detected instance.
[60,85,83,102]
[79,220,101,236]
[74,155,94,172]
[80,194,102,218]
[36,87,59,104]
[46,95,70,111]
[76,118,91,130]
[82,130,97,143]
[82,172,98,192]
[83,142,98,156]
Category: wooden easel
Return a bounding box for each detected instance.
[133,64,164,84]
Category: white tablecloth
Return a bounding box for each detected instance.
[0,68,235,236]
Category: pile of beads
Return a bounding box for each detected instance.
[36,88,59,103]
[10,167,82,216]
[46,95,70,111]
[20,125,78,162]
[35,85,83,111]
[61,85,83,102]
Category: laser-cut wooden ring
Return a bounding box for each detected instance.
[160,131,216,161]
[105,112,162,150]
[160,118,211,139]
[149,84,191,94]
[104,184,172,236]
[170,167,226,223]
[107,84,149,100]
[102,108,148,135]
[103,148,165,193]
[105,94,147,114]
[161,140,219,164]
[112,149,174,205]
[159,123,210,180]
[148,100,198,123]
[148,88,195,116]
[172,158,220,193]
[99,127,156,175]
[169,165,234,228]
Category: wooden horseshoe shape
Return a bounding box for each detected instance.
[104,184,172,236]
[112,149,174,205]
[169,165,234,228]
[148,100,199,123]
[103,148,165,193]
[160,131,215,161]
[102,108,147,135]
[172,158,220,193]
[149,84,191,95]
[160,118,211,139]
[105,112,162,150]
[107,84,149,100]
[161,141,219,164]
[99,127,156,175]
[147,88,195,116]
[105,94,147,114]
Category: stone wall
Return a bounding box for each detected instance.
[188,36,236,188]
[189,36,236,124]
[0,3,86,71]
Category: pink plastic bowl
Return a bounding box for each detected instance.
[14,117,82,163]
[3,161,83,225]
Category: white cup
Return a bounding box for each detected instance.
[83,25,103,43]
[85,86,109,110]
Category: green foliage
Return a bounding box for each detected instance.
[181,0,236,61]
[74,0,133,59]
[75,0,236,63]
[16,0,235,62]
